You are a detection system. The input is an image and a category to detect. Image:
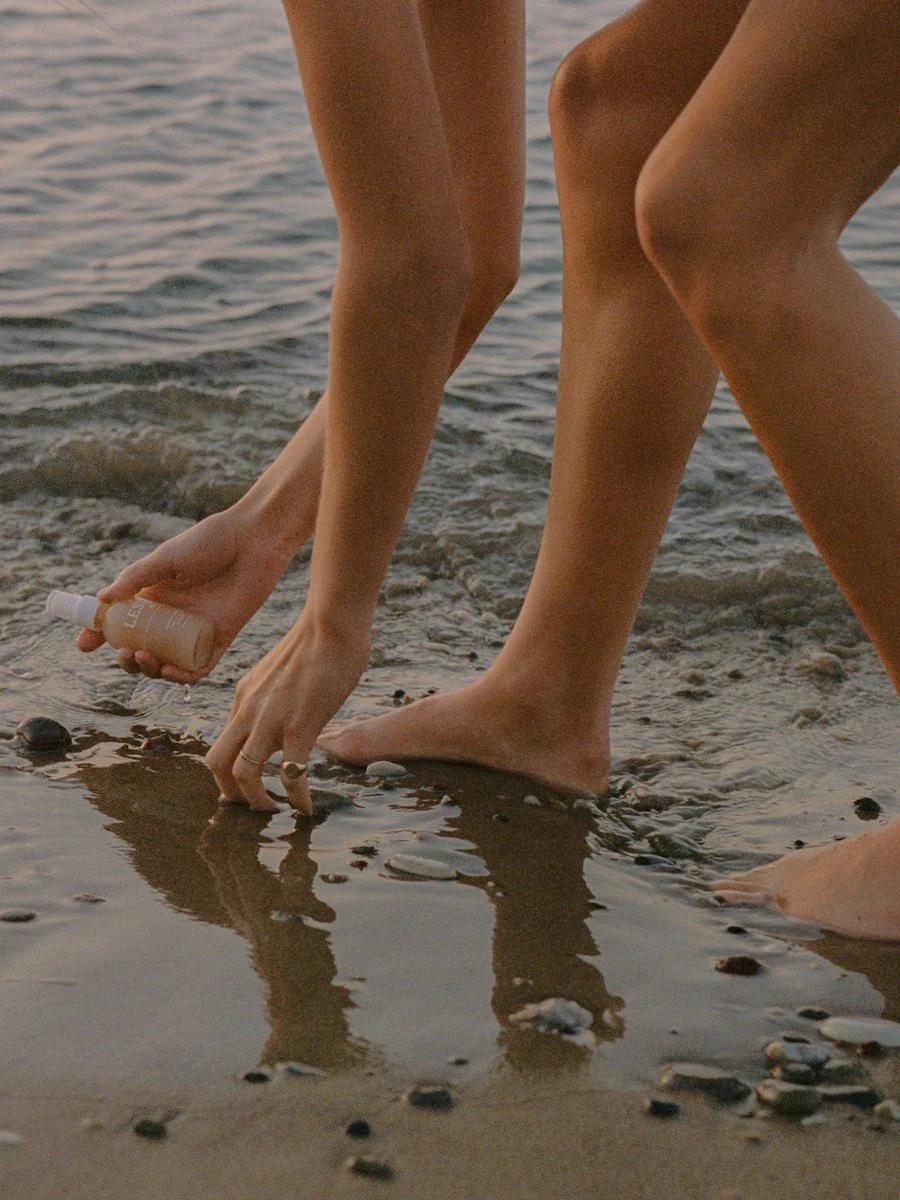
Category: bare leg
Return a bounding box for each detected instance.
[320,0,748,792]
[632,0,899,937]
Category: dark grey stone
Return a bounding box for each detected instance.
[405,1085,454,1111]
[16,716,72,752]
[658,1063,751,1103]
[645,1096,681,1118]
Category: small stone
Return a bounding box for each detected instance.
[717,956,763,977]
[764,1040,830,1068]
[79,1116,105,1131]
[819,1057,870,1085]
[351,845,378,857]
[365,760,408,779]
[321,873,348,884]
[793,839,806,849]
[0,1131,24,1147]
[853,797,882,820]
[350,860,369,870]
[133,1119,167,1139]
[387,854,457,881]
[346,1155,393,1180]
[392,689,406,699]
[73,893,105,904]
[873,1100,900,1122]
[0,909,36,923]
[800,1112,828,1128]
[16,716,72,752]
[755,1080,823,1117]
[819,1016,900,1049]
[797,1006,830,1022]
[772,1063,817,1085]
[276,1061,326,1078]
[522,795,541,807]
[647,832,699,860]
[345,1119,371,1139]
[493,812,511,823]
[820,1085,882,1108]
[644,1096,680,1118]
[447,1056,469,1066]
[633,853,682,872]
[799,652,845,680]
[726,925,749,936]
[857,1040,883,1057]
[510,998,595,1044]
[405,1085,454,1111]
[241,1068,272,1083]
[658,1064,751,1104]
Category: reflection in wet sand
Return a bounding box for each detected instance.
[811,934,900,1022]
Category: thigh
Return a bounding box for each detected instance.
[649,0,900,239]
[417,0,525,258]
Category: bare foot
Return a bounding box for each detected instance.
[316,675,610,796]
[713,820,900,941]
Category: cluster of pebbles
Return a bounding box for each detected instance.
[647,1014,900,1127]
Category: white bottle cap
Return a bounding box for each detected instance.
[45,590,101,629]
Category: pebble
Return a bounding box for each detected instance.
[819,1016,900,1049]
[79,1117,105,1131]
[772,1063,817,1085]
[818,1057,869,1085]
[241,1068,272,1083]
[799,652,845,679]
[522,795,542,807]
[716,955,763,977]
[0,1131,24,1147]
[276,1061,327,1078]
[857,1041,884,1058]
[764,1040,830,1068]
[73,893,105,904]
[0,909,36,923]
[346,1155,393,1180]
[797,1006,830,1022]
[755,1080,823,1117]
[873,1100,900,1122]
[820,1085,881,1108]
[510,998,595,1044]
[16,716,72,752]
[647,831,699,860]
[321,873,348,884]
[658,1064,751,1104]
[387,854,457,881]
[800,1112,829,1128]
[351,845,378,857]
[447,1056,469,1066]
[726,925,749,936]
[853,796,882,819]
[405,1085,454,1111]
[133,1119,167,1139]
[633,853,682,872]
[644,1096,681,1118]
[365,760,408,779]
[345,1119,371,1139]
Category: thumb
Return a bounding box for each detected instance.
[98,549,175,603]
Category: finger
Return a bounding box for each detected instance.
[117,648,142,675]
[232,729,281,813]
[98,550,173,604]
[134,650,164,679]
[77,628,106,652]
[160,661,215,685]
[206,722,250,804]
[281,733,314,817]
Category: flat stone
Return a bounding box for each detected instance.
[387,854,457,881]
[0,909,36,923]
[756,1080,823,1117]
[647,832,700,860]
[405,1085,454,1111]
[644,1096,681,1118]
[133,1119,167,1139]
[820,1085,882,1108]
[818,1057,870,1085]
[764,1040,830,1068]
[240,1068,272,1083]
[772,1063,817,1085]
[345,1119,371,1139]
[346,1155,393,1180]
[311,788,354,814]
[726,925,749,936]
[873,1100,900,1122]
[16,716,72,752]
[797,1006,831,1022]
[819,1016,900,1049]
[716,955,763,976]
[365,760,408,779]
[351,845,378,857]
[321,873,347,884]
[510,998,595,1044]
[658,1063,751,1104]
[72,893,105,904]
[276,1061,326,1078]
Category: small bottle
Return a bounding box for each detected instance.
[46,590,216,674]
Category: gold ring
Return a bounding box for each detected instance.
[238,749,267,767]
[280,760,308,781]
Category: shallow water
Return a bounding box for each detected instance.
[1,0,898,1092]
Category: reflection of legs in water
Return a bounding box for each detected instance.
[198,810,360,1069]
[447,776,623,1069]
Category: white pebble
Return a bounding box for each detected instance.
[523,795,541,807]
[818,1016,900,1048]
[387,854,458,881]
[365,760,408,779]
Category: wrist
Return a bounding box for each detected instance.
[291,602,373,672]
[231,479,317,562]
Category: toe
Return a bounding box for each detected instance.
[712,887,771,907]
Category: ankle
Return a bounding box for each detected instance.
[481,660,611,744]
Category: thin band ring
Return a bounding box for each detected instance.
[238,749,267,768]
[280,760,308,781]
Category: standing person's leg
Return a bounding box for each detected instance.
[630,0,900,938]
[320,0,749,792]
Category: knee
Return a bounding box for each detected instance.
[462,244,520,336]
[358,229,473,327]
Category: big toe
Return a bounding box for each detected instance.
[316,719,376,763]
